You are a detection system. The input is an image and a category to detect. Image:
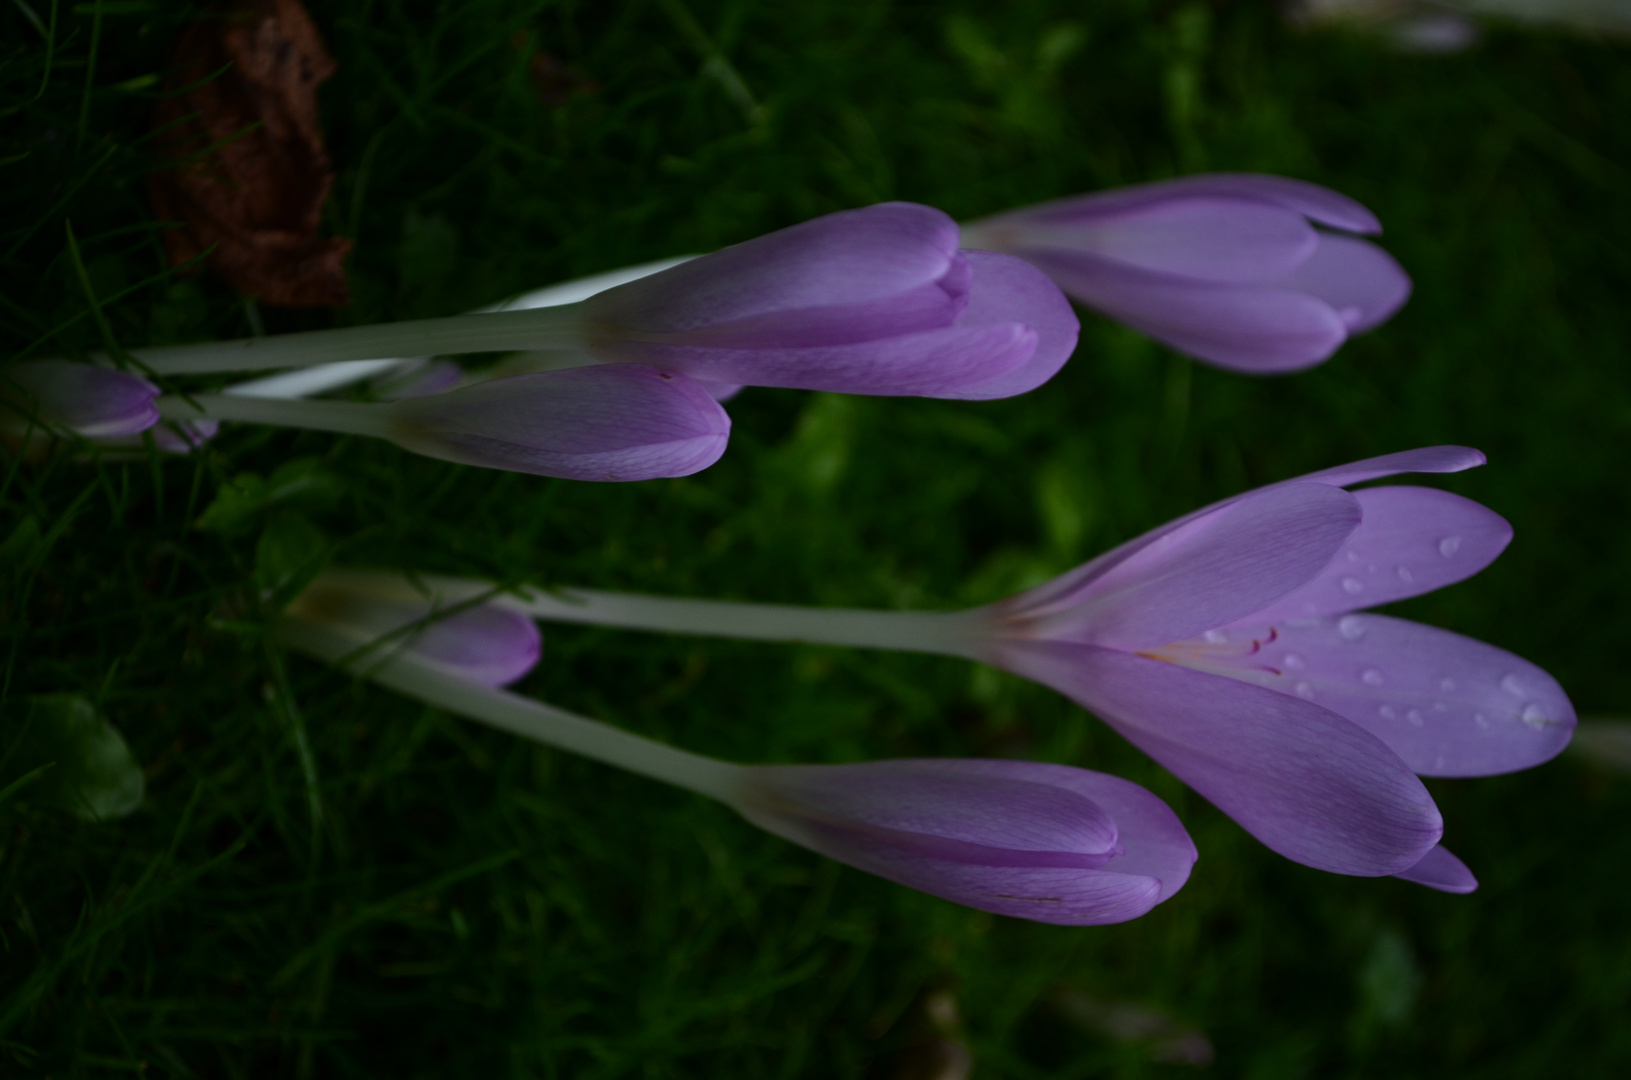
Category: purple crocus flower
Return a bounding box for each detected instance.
[738,758,1196,924]
[282,568,1194,925]
[386,366,731,481]
[1,360,160,437]
[975,446,1572,887]
[286,575,541,687]
[132,203,1081,402]
[159,364,732,482]
[579,202,1080,399]
[959,174,1412,373]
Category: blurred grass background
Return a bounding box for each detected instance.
[3,0,1629,1076]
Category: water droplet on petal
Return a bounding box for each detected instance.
[1283,653,1305,671]
[1438,536,1462,558]
[1396,565,1415,583]
[1379,705,1397,720]
[1203,629,1228,644]
[1361,668,1384,686]
[1407,709,1425,727]
[1295,681,1315,700]
[1521,703,1549,728]
[1433,702,1448,712]
[1338,616,1365,641]
[1346,550,1361,562]
[1439,677,1457,692]
[1501,674,1524,697]
[1341,577,1364,595]
[1474,712,1491,729]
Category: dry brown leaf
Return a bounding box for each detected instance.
[148,0,351,307]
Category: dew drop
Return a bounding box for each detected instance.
[1379,705,1397,720]
[1474,712,1491,729]
[1338,615,1365,641]
[1283,653,1306,671]
[1204,629,1228,644]
[1346,550,1362,562]
[1501,674,1524,697]
[1295,681,1315,700]
[1438,536,1462,558]
[1433,702,1448,712]
[1521,703,1549,729]
[1341,577,1364,595]
[1407,709,1426,727]
[1396,565,1415,583]
[1439,677,1457,692]
[1361,668,1385,686]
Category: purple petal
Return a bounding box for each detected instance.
[1278,233,1411,333]
[290,581,542,688]
[970,197,1318,284]
[737,758,1193,924]
[4,360,159,437]
[993,446,1488,628]
[1241,487,1512,624]
[1023,251,1349,373]
[387,366,730,481]
[1010,482,1360,650]
[743,760,1121,859]
[935,251,1081,400]
[410,605,543,687]
[993,642,1442,875]
[972,174,1382,235]
[592,321,1038,397]
[148,419,219,453]
[1297,446,1486,487]
[1189,615,1575,778]
[583,202,962,343]
[1392,844,1478,893]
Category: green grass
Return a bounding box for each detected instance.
[3,0,1630,1076]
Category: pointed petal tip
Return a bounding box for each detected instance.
[1393,844,1478,894]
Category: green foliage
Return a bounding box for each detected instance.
[3,0,1630,1076]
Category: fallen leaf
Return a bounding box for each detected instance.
[148,0,351,307]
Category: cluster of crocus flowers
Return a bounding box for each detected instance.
[279,572,1197,925]
[13,173,1412,476]
[370,446,1573,892]
[37,202,1076,480]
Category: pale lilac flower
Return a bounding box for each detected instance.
[960,174,1411,373]
[977,446,1572,884]
[132,203,1080,402]
[159,364,731,482]
[738,758,1195,924]
[581,202,1080,399]
[286,574,541,687]
[1,360,160,437]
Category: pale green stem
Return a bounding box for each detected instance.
[123,303,592,376]
[277,616,745,802]
[313,569,994,660]
[157,393,394,438]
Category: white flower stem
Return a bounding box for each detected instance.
[156,393,394,438]
[315,569,991,659]
[123,304,592,377]
[277,617,745,802]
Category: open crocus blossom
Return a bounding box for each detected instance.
[277,571,1195,925]
[157,364,730,481]
[1,360,160,438]
[123,203,1080,401]
[396,445,1572,891]
[959,173,1412,373]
